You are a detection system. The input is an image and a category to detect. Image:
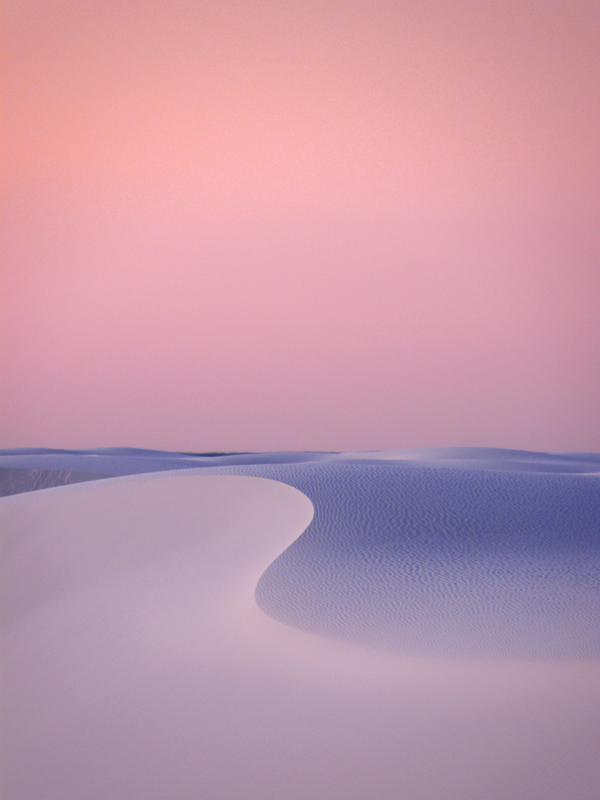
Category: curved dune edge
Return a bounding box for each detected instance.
[2,471,600,800]
[253,462,600,661]
[0,472,315,799]
[0,471,316,661]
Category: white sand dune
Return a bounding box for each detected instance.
[2,446,600,499]
[1,473,315,799]
[2,461,600,799]
[215,460,600,659]
[0,450,334,498]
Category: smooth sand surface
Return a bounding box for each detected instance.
[2,465,600,799]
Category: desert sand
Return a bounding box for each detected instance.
[1,452,600,799]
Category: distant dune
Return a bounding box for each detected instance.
[1,451,599,799]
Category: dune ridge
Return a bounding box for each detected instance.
[1,454,600,798]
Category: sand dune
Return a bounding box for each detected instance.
[1,474,316,798]
[2,447,600,500]
[0,449,334,497]
[2,455,600,798]
[232,460,600,659]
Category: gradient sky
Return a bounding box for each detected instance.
[3,0,599,452]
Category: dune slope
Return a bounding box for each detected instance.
[2,457,600,799]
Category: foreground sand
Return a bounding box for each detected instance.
[2,466,600,799]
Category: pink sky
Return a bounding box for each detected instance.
[3,0,600,451]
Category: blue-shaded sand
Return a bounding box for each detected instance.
[1,448,599,659]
